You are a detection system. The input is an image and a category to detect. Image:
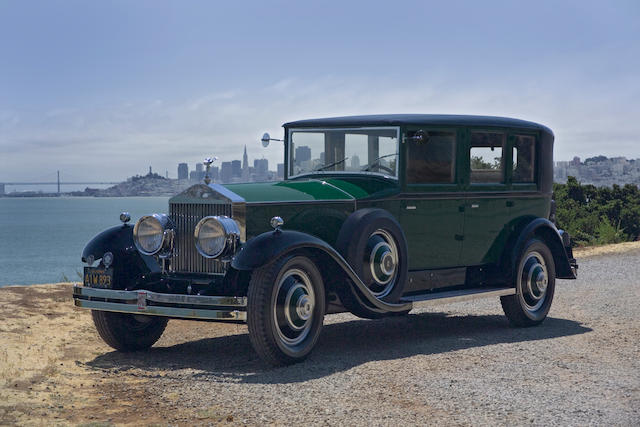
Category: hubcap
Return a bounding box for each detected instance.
[366,229,398,297]
[519,251,548,311]
[273,268,315,347]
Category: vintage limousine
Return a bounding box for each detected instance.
[74,114,578,365]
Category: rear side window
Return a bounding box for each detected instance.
[470,132,505,183]
[406,131,456,184]
[512,135,535,183]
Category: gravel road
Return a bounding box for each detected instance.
[84,247,640,426]
[1,247,638,426]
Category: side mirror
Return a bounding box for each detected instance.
[261,132,283,147]
[261,133,271,147]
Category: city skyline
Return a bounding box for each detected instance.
[1,2,639,183]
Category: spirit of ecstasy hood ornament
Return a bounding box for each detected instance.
[203,156,218,185]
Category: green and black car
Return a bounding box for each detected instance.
[74,114,578,366]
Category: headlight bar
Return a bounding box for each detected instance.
[133,213,175,258]
[194,215,240,259]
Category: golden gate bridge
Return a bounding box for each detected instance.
[1,171,119,194]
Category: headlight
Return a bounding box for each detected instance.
[133,214,174,257]
[194,216,240,259]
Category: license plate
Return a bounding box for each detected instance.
[83,267,113,289]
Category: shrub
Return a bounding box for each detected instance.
[553,177,640,246]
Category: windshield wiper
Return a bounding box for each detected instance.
[361,153,397,171]
[314,157,349,171]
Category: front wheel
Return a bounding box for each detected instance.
[247,255,325,366]
[501,239,556,327]
[91,311,168,351]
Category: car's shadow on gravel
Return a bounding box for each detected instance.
[86,312,591,384]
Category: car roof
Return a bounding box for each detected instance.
[283,114,553,136]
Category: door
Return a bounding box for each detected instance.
[459,131,511,266]
[400,128,464,269]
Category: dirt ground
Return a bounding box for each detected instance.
[0,282,252,426]
[1,241,638,426]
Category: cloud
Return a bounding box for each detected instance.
[1,74,639,181]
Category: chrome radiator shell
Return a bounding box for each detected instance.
[168,184,246,274]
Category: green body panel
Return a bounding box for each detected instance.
[225,176,398,203]
[400,197,464,269]
[508,195,550,221]
[245,202,354,245]
[225,181,352,202]
[459,196,510,265]
[227,177,400,244]
[323,176,398,199]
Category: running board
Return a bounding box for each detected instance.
[400,287,516,308]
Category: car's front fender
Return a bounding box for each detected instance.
[82,224,160,289]
[231,229,412,314]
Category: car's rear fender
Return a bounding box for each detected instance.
[510,218,577,280]
[231,229,412,314]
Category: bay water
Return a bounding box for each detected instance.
[0,197,169,286]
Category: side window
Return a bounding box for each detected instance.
[406,131,456,184]
[469,132,505,183]
[512,135,535,183]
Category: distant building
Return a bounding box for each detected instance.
[351,155,360,169]
[0,183,4,196]
[220,162,233,183]
[242,146,249,171]
[188,163,205,181]
[178,163,189,180]
[210,166,219,182]
[231,160,242,178]
[295,146,311,166]
[554,156,640,186]
[277,163,284,179]
[254,158,269,181]
[242,146,250,181]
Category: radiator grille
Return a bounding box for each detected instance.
[169,202,232,274]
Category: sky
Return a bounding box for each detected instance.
[1,0,639,184]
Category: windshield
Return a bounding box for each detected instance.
[288,127,399,179]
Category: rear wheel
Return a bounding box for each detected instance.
[91,311,168,351]
[247,255,325,366]
[501,239,556,326]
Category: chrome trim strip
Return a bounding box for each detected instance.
[245,200,355,206]
[74,299,246,321]
[73,285,247,307]
[403,287,515,308]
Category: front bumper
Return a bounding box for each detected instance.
[73,285,247,322]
